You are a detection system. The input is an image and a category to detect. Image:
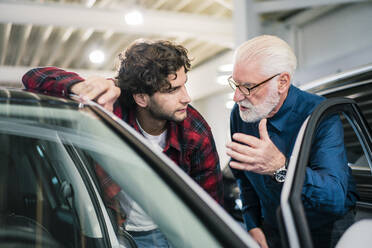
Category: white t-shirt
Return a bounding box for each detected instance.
[119,120,167,231]
[138,121,167,152]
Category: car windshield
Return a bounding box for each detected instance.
[0,100,223,247]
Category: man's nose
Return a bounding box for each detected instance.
[181,86,191,104]
[233,88,246,102]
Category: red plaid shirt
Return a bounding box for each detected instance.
[22,67,223,205]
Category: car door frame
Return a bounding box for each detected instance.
[80,101,259,248]
[278,97,372,248]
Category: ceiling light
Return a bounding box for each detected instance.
[86,0,96,8]
[89,50,105,64]
[125,10,143,25]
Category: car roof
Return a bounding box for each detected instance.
[0,87,80,108]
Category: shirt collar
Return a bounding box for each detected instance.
[166,121,181,151]
[127,109,181,152]
[127,109,141,133]
[267,85,297,132]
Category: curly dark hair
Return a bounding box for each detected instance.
[116,39,191,109]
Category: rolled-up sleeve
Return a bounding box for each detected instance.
[22,67,84,96]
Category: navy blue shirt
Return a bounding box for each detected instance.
[230,85,358,231]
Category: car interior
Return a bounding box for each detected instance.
[0,133,67,246]
[0,131,104,247]
[341,117,372,220]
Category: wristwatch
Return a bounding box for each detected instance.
[273,158,288,183]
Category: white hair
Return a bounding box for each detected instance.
[234,35,297,78]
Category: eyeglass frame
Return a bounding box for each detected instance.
[228,73,281,96]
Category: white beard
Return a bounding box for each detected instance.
[238,81,280,123]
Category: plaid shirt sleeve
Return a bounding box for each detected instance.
[22,67,124,118]
[94,164,126,225]
[22,67,84,96]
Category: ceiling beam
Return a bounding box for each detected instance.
[285,5,339,26]
[45,27,76,66]
[0,1,233,48]
[14,24,32,66]
[151,0,168,9]
[254,0,370,13]
[194,0,215,13]
[60,28,94,68]
[214,0,233,10]
[0,23,12,65]
[30,26,54,66]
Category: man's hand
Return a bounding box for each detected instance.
[226,119,285,175]
[249,227,269,248]
[71,76,120,112]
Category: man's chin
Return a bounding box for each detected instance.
[172,112,187,122]
[239,110,261,123]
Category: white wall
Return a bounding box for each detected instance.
[190,2,372,171]
[192,91,232,170]
[186,50,234,100]
[294,3,372,85]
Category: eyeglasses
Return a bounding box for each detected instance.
[228,73,281,96]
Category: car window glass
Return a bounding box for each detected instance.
[341,114,371,171]
[70,134,222,248]
[0,131,90,247]
[339,113,372,224]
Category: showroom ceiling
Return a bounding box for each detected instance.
[0,0,364,89]
[0,0,235,73]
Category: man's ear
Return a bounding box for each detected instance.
[278,72,291,94]
[133,93,149,108]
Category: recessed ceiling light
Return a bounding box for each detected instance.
[89,50,105,64]
[86,0,95,8]
[125,10,143,25]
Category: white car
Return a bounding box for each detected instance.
[0,88,257,247]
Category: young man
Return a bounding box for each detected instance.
[23,39,223,247]
[226,35,358,248]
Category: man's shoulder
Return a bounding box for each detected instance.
[182,105,211,135]
[293,85,324,101]
[292,85,325,115]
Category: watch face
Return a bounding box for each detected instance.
[275,169,287,183]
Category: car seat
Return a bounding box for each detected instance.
[336,219,372,248]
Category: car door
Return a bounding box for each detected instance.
[78,101,259,248]
[278,97,372,248]
[0,89,260,248]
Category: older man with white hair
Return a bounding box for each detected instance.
[226,35,358,248]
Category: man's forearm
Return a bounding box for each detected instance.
[22,67,84,96]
